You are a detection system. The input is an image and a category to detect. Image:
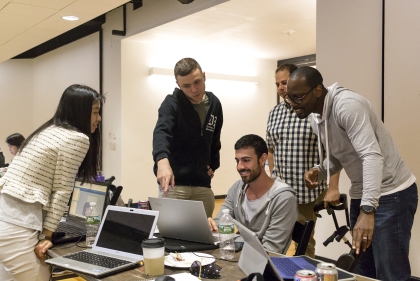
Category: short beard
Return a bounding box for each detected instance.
[240,166,262,184]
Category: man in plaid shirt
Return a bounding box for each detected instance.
[266,63,340,257]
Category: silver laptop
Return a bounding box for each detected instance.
[46,205,159,277]
[148,197,218,251]
[234,219,356,281]
[53,180,108,245]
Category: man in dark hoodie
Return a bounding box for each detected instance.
[152,58,223,218]
[287,66,417,281]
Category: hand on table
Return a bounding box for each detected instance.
[34,239,53,260]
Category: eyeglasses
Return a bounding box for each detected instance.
[284,85,319,105]
[190,260,221,279]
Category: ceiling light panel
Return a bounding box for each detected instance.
[36,11,90,30]
[1,2,57,18]
[0,12,43,26]
[64,0,128,16]
[12,0,77,10]
[6,27,62,47]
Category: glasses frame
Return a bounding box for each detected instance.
[284,84,319,105]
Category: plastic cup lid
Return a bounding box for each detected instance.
[141,238,165,248]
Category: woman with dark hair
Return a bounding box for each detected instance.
[6,133,25,156]
[0,133,26,175]
[0,84,104,281]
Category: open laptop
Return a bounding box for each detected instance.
[234,219,355,281]
[148,197,219,252]
[53,180,109,245]
[46,205,159,278]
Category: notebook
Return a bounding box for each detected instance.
[53,180,109,245]
[46,205,159,278]
[234,219,356,281]
[148,197,219,252]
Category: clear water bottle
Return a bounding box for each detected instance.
[85,202,100,247]
[218,209,235,260]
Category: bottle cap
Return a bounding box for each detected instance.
[90,202,97,206]
[222,209,229,214]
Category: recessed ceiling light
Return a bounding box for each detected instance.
[62,15,79,21]
[282,30,295,36]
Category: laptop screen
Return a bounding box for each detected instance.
[68,181,108,220]
[95,209,157,255]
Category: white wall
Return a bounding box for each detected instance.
[120,40,276,199]
[384,0,420,275]
[32,34,99,128]
[0,33,99,165]
[317,0,420,277]
[315,0,383,262]
[0,59,33,162]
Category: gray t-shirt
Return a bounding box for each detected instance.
[243,189,270,222]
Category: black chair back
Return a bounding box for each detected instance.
[292,220,314,256]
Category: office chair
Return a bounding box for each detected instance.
[292,220,314,256]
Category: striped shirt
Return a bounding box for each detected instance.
[0,125,89,231]
[266,102,327,204]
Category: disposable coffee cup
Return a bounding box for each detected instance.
[141,238,165,276]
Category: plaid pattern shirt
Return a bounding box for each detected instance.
[266,102,327,204]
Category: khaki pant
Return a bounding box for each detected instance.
[158,185,215,218]
[296,189,327,258]
[0,221,50,281]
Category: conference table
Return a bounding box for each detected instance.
[48,243,377,281]
[48,243,245,281]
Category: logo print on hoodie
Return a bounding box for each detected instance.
[206,115,217,132]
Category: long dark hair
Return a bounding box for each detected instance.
[19,84,105,182]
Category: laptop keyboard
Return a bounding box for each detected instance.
[65,252,131,269]
[56,222,86,235]
[271,257,302,277]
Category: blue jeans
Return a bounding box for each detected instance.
[350,183,418,281]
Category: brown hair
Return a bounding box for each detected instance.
[174,58,202,78]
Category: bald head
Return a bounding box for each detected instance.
[285,66,327,119]
[289,66,324,88]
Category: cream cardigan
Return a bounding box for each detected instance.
[0,125,89,231]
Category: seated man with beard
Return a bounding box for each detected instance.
[208,134,298,254]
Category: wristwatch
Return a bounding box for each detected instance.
[38,233,52,241]
[360,205,376,214]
